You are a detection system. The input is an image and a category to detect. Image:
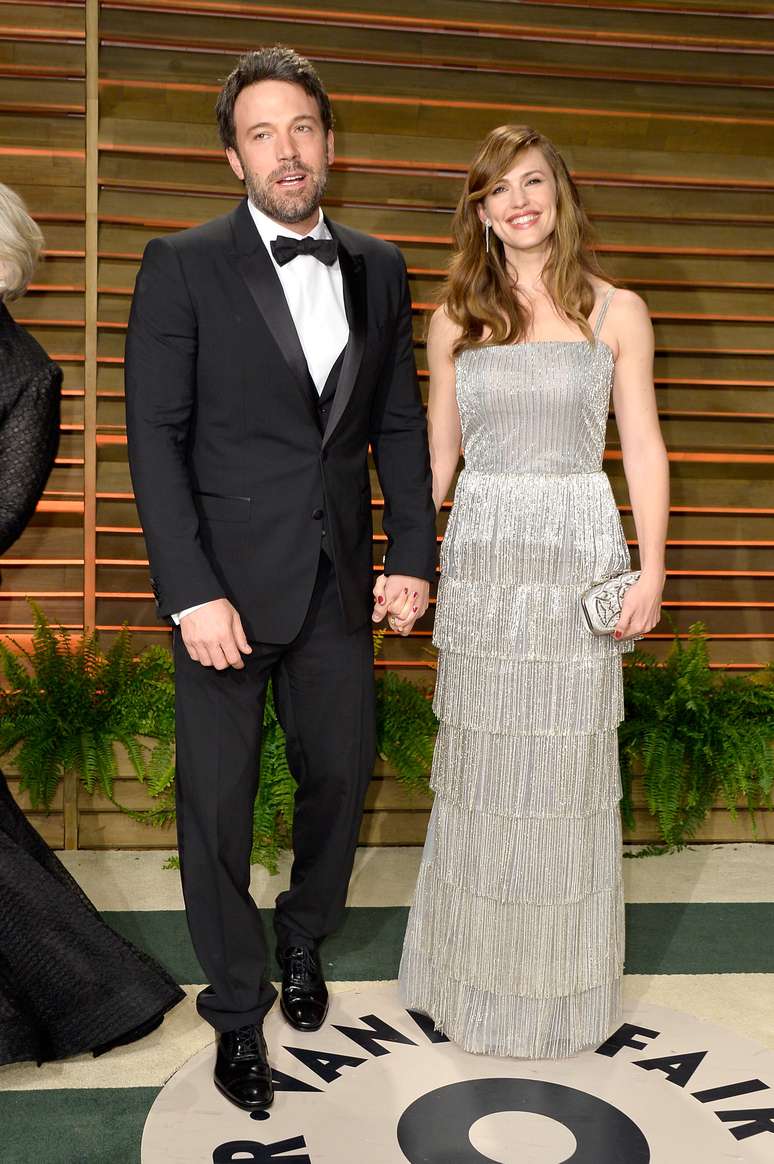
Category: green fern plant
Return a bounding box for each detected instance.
[619,622,774,850]
[375,670,436,795]
[0,603,175,809]
[118,737,176,831]
[251,684,296,872]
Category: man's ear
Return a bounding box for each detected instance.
[326,130,335,167]
[226,147,245,183]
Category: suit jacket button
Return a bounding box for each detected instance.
[312,508,324,520]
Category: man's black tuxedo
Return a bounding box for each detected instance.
[125,198,436,641]
[125,198,436,1034]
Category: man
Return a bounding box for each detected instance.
[125,47,436,1111]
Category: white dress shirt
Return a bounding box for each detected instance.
[248,201,349,392]
[172,201,349,625]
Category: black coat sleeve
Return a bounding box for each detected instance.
[125,236,223,617]
[0,362,60,556]
[369,247,437,582]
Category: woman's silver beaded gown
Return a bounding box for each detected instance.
[399,290,633,1059]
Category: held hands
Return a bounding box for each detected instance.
[613,571,665,642]
[179,598,252,669]
[372,574,430,637]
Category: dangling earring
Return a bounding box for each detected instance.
[484,219,491,254]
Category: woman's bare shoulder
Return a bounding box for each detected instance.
[428,304,464,353]
[592,282,649,331]
[612,286,648,310]
[430,304,463,335]
[607,290,652,348]
[598,283,649,321]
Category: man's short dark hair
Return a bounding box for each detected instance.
[216,46,334,152]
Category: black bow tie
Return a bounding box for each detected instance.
[270,235,338,267]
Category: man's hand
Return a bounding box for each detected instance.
[372,574,430,637]
[179,598,252,669]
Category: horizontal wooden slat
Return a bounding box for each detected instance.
[97,1,774,67]
[623,809,774,844]
[5,772,771,849]
[95,56,774,124]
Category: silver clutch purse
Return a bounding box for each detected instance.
[580,570,641,636]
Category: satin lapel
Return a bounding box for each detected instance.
[323,223,367,449]
[229,201,318,424]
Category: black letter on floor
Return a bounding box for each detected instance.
[334,1013,417,1057]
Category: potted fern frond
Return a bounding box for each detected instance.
[0,604,175,812]
[620,623,774,850]
[375,669,436,795]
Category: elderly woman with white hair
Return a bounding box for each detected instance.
[0,185,184,1068]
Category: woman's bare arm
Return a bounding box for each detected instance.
[608,290,669,640]
[426,307,463,514]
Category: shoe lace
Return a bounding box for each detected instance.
[286,946,315,982]
[232,1024,263,1057]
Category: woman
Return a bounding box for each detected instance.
[398,126,669,1058]
[0,183,184,1066]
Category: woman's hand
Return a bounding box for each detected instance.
[372,573,429,636]
[614,571,665,642]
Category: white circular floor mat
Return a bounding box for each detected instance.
[142,984,774,1162]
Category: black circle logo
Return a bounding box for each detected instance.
[397,1078,651,1163]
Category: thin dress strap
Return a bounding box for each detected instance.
[592,287,615,339]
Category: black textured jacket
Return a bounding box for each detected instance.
[0,302,61,557]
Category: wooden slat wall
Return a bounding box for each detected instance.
[0,0,86,651]
[2,0,773,847]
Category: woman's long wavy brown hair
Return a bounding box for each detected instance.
[444,125,609,356]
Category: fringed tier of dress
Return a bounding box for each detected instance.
[434,575,633,660]
[400,943,622,1060]
[426,797,622,905]
[433,651,624,735]
[441,469,631,591]
[403,859,623,998]
[430,724,622,817]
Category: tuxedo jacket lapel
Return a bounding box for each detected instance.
[229,200,318,425]
[323,218,367,449]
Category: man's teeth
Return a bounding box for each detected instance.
[279,175,305,184]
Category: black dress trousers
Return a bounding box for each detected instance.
[173,552,375,1033]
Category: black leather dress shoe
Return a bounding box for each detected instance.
[278,945,329,1032]
[214,1023,274,1111]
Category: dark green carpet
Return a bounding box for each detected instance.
[105,905,409,984]
[625,903,774,974]
[0,1088,159,1164]
[105,903,774,985]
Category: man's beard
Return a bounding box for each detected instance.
[242,158,329,226]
